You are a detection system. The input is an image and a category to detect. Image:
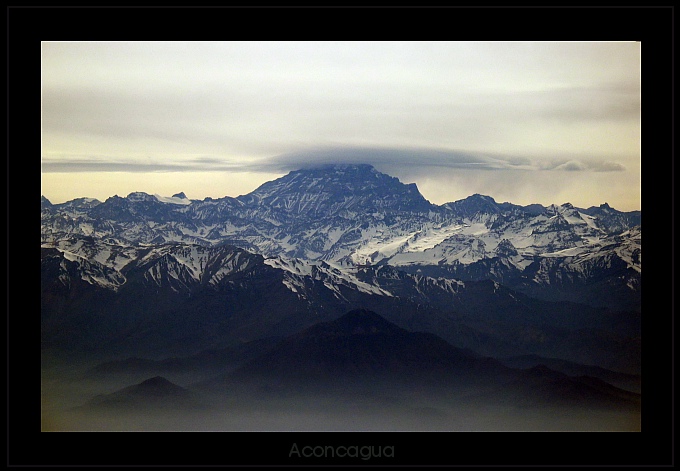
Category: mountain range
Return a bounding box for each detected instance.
[40,163,641,431]
[47,310,640,432]
[41,165,640,362]
[218,309,640,409]
[41,164,640,310]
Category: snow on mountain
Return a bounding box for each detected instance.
[536,225,641,275]
[155,193,192,205]
[238,164,434,218]
[615,226,641,273]
[42,236,142,272]
[580,203,641,234]
[41,236,479,310]
[40,164,640,308]
[264,256,393,298]
[131,243,264,292]
[126,192,158,203]
[41,165,637,264]
[52,197,102,212]
[41,246,126,291]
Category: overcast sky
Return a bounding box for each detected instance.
[41,41,641,211]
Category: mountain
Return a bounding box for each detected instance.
[84,336,283,381]
[55,312,638,432]
[205,310,640,414]
[498,354,641,393]
[40,164,643,432]
[41,164,641,372]
[41,195,53,210]
[40,236,640,373]
[442,193,503,219]
[40,164,641,372]
[41,164,640,311]
[228,309,482,384]
[580,203,641,233]
[237,164,434,218]
[85,376,200,410]
[489,365,641,410]
[399,223,641,311]
[508,225,641,310]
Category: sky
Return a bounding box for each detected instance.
[41,41,641,211]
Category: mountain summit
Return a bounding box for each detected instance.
[229,309,479,383]
[313,308,405,336]
[237,164,434,217]
[86,376,197,410]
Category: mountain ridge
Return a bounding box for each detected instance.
[41,164,641,372]
[41,164,640,268]
[206,309,640,415]
[41,164,641,315]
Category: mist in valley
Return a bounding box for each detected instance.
[41,359,640,433]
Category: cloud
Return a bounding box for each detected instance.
[551,161,588,172]
[539,158,627,172]
[41,147,499,174]
[518,84,641,123]
[261,146,627,175]
[591,161,627,172]
[41,146,627,175]
[41,156,246,173]
[261,146,490,172]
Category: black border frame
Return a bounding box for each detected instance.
[10,5,673,467]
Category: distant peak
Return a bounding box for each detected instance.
[469,194,496,202]
[329,309,403,335]
[446,194,500,215]
[172,192,187,199]
[135,376,186,392]
[293,309,405,340]
[242,163,433,213]
[139,376,173,386]
[340,308,385,322]
[126,192,156,202]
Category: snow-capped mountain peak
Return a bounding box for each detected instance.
[236,164,434,217]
